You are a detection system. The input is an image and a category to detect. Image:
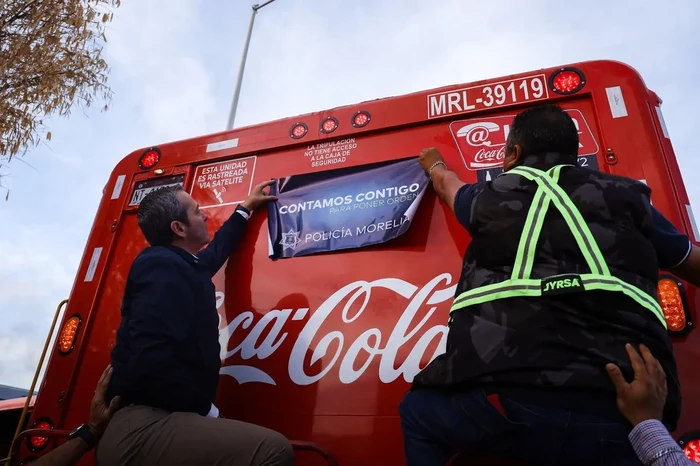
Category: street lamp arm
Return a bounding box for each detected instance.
[226,0,278,130]
[255,0,277,10]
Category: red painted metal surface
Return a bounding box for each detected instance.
[0,397,35,414]
[17,60,699,465]
[3,429,71,466]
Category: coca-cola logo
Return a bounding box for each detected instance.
[452,120,506,169]
[474,146,506,164]
[216,274,456,385]
[449,109,600,171]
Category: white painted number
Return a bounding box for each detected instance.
[483,87,494,107]
[531,78,544,98]
[427,75,550,118]
[494,85,506,105]
[519,80,530,99]
[480,77,545,109]
[507,82,516,101]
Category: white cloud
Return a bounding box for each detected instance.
[0,218,81,388]
[1,0,699,392]
[0,0,215,390]
[137,57,216,138]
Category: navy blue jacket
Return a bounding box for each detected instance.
[106,206,250,415]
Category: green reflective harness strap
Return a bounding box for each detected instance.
[449,164,666,329]
[450,274,665,326]
[451,279,541,308]
[510,165,562,280]
[579,275,663,321]
[514,165,609,277]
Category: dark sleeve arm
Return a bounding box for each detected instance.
[428,164,478,233]
[125,257,210,415]
[453,183,479,233]
[650,205,693,270]
[649,205,700,288]
[672,245,700,289]
[197,206,250,276]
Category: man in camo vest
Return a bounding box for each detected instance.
[399,104,700,466]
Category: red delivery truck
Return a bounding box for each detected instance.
[2,59,699,465]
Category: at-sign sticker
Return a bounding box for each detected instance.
[449,109,600,171]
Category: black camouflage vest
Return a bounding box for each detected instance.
[414,152,681,430]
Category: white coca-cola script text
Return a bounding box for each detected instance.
[217,274,456,385]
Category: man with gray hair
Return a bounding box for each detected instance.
[98,180,294,466]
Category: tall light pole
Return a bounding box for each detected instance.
[226,0,277,130]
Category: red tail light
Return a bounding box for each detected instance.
[680,432,700,463]
[320,117,338,134]
[138,147,161,170]
[290,122,308,139]
[58,315,81,355]
[657,275,693,335]
[549,68,585,95]
[27,418,53,451]
[684,440,700,463]
[351,111,371,128]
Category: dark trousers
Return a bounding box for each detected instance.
[95,405,294,466]
[399,387,643,466]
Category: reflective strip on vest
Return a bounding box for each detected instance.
[450,164,666,329]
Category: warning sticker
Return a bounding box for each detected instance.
[190,156,256,209]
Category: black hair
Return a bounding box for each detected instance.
[506,104,579,158]
[136,185,189,246]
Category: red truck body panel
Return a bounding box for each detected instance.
[0,398,35,414]
[19,60,700,465]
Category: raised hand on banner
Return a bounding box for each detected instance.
[418,147,447,177]
[241,180,278,211]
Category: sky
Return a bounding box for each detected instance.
[1,0,699,390]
